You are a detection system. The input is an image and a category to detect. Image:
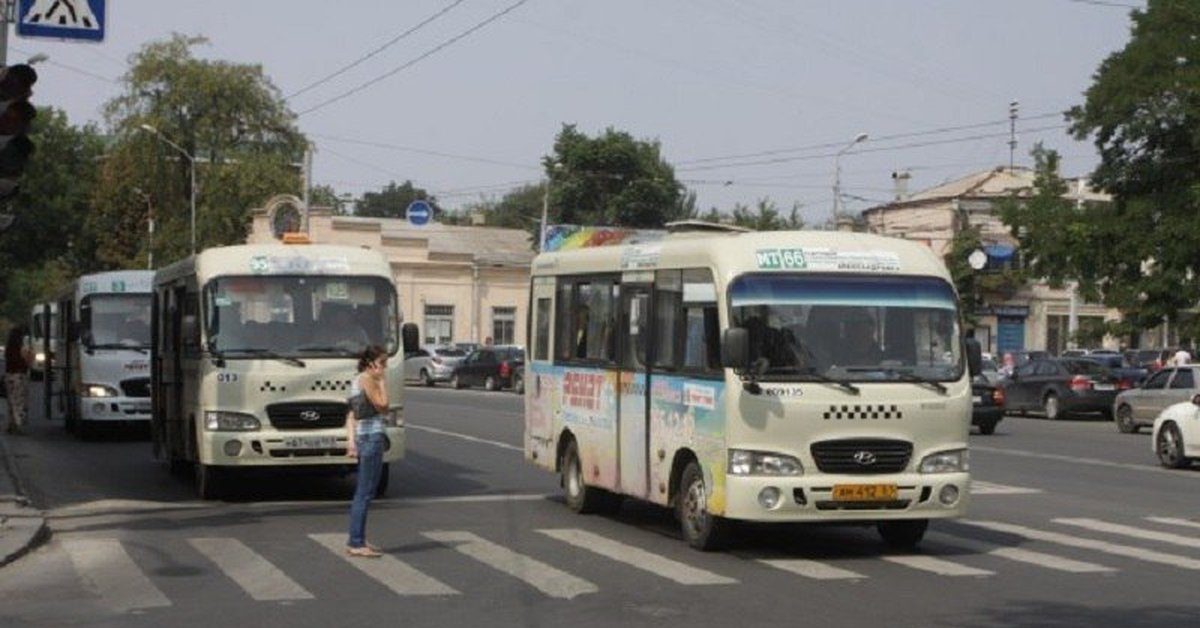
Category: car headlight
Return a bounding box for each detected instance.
[204,411,261,431]
[919,449,970,474]
[82,384,119,398]
[729,449,804,476]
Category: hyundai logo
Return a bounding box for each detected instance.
[299,410,322,422]
[852,450,877,466]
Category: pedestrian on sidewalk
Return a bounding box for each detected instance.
[345,345,389,558]
[4,325,33,435]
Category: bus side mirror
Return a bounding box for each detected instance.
[721,327,750,371]
[966,338,982,376]
[401,322,420,354]
[182,315,198,344]
[67,321,80,342]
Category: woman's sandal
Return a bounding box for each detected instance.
[346,546,383,558]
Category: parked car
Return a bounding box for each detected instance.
[1129,347,1176,372]
[1083,354,1148,389]
[403,345,468,386]
[972,375,1004,435]
[1001,357,1120,420]
[450,346,525,391]
[1151,395,1200,468]
[1113,365,1200,434]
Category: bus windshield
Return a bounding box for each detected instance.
[730,274,962,382]
[82,295,152,349]
[204,275,398,357]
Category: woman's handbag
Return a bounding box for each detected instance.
[348,391,375,420]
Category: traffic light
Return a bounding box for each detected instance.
[0,63,37,233]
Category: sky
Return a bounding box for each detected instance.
[7,0,1144,225]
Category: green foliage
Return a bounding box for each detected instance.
[996,145,1079,290]
[96,34,307,266]
[1049,0,1200,332]
[309,185,341,213]
[944,226,1027,326]
[545,124,688,229]
[355,180,440,219]
[695,198,804,231]
[479,183,544,229]
[0,259,73,327]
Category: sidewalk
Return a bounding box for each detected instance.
[0,426,49,567]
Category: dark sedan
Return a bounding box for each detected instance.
[450,346,525,391]
[1002,357,1120,420]
[972,376,1004,435]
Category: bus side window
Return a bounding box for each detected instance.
[182,291,201,357]
[555,280,574,361]
[681,269,720,374]
[653,270,682,370]
[534,298,551,361]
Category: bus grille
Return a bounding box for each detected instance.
[120,378,151,398]
[810,438,912,474]
[266,402,348,429]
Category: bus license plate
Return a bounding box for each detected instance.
[832,484,897,501]
[282,436,336,450]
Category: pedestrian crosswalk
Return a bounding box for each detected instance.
[16,514,1200,612]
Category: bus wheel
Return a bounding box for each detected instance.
[195,463,222,499]
[562,440,607,514]
[677,461,730,551]
[375,463,391,498]
[878,519,928,549]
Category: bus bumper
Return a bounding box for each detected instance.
[197,426,406,467]
[720,471,970,522]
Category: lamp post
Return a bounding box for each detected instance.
[832,132,868,224]
[139,124,197,254]
[132,186,154,269]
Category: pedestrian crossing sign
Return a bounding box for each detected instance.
[16,0,106,42]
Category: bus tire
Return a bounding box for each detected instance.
[878,519,928,549]
[195,463,222,500]
[375,463,391,498]
[677,460,730,551]
[561,439,606,514]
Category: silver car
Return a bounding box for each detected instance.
[1113,365,1200,434]
[403,345,467,386]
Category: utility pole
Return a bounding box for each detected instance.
[1008,100,1020,171]
[302,146,313,233]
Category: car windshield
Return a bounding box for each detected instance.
[81,294,152,349]
[205,275,398,357]
[729,274,963,382]
[434,348,466,357]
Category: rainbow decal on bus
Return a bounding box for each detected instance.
[543,225,664,253]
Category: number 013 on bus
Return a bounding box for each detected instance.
[523,225,982,550]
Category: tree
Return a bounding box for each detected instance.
[95,34,308,266]
[481,182,544,229]
[944,225,1027,327]
[730,198,804,230]
[1006,1,1200,337]
[355,180,440,219]
[545,125,688,229]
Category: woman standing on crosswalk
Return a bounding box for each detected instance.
[345,345,390,558]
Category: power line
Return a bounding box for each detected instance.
[1065,0,1138,8]
[296,0,530,117]
[285,0,469,101]
[9,46,118,84]
[312,133,539,170]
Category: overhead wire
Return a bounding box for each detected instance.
[296,0,530,117]
[312,133,540,170]
[285,0,469,101]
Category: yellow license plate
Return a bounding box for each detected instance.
[832,484,898,501]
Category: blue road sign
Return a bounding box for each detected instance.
[17,0,106,42]
[407,200,432,227]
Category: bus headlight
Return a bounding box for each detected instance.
[204,411,261,432]
[729,449,804,476]
[919,449,970,474]
[82,384,119,398]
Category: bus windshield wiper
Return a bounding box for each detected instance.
[793,369,860,395]
[227,348,306,368]
[881,369,947,395]
[294,345,359,357]
[89,343,148,354]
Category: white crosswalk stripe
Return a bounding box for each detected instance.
[309,534,458,596]
[928,532,1115,573]
[188,538,313,601]
[537,529,736,585]
[970,481,1042,495]
[60,539,171,612]
[423,531,597,599]
[1146,516,1200,530]
[962,520,1200,570]
[758,559,866,580]
[1055,518,1200,549]
[881,555,994,577]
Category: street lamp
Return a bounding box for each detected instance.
[139,123,197,254]
[832,132,869,224]
[132,186,154,269]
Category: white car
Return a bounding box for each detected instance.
[1151,394,1200,468]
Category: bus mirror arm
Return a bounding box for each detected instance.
[722,327,762,395]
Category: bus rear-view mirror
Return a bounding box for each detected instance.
[721,327,750,371]
[966,338,982,376]
[401,322,420,354]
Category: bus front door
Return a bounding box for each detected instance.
[618,284,652,500]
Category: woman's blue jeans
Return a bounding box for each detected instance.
[348,432,385,548]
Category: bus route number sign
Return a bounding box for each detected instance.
[756,248,806,270]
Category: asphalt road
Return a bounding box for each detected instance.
[2,384,1199,628]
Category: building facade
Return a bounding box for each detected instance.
[248,195,535,348]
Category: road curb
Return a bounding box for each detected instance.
[0,433,50,568]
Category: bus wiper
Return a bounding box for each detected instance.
[229,348,306,368]
[882,369,947,395]
[295,345,359,357]
[794,369,860,395]
[89,343,148,354]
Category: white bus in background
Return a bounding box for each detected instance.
[525,224,981,550]
[28,301,59,381]
[56,271,155,438]
[151,238,419,499]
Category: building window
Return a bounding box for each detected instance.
[424,304,454,345]
[492,307,516,346]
